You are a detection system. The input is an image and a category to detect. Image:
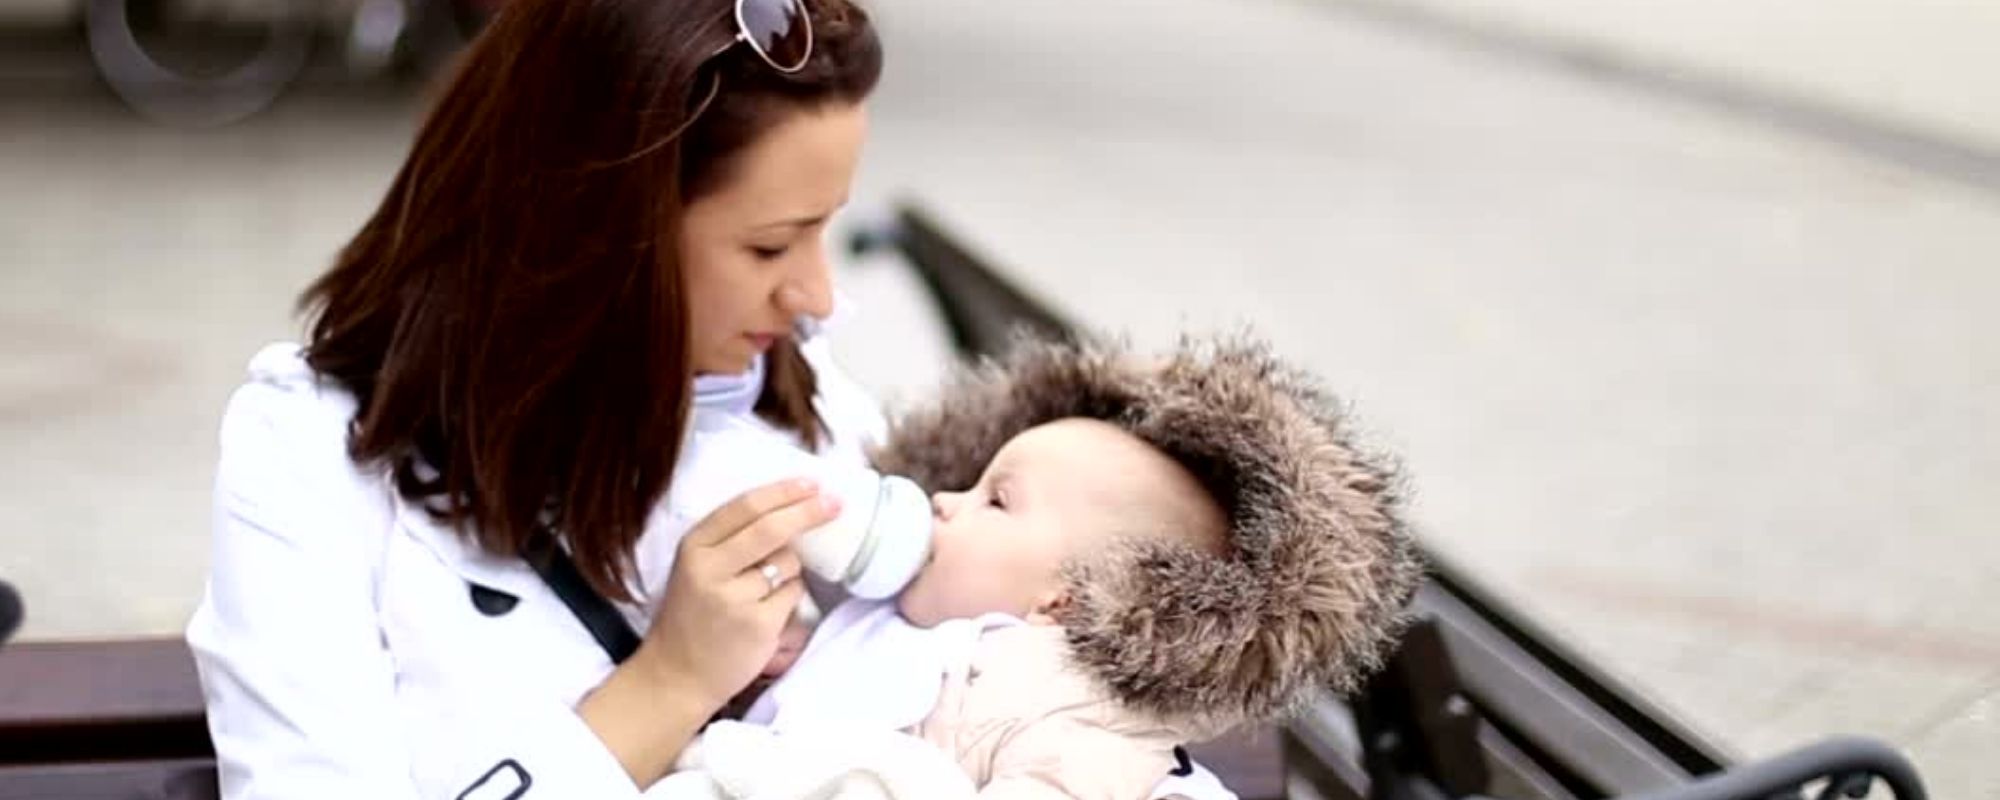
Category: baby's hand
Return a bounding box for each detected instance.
[759,617,813,678]
[713,618,810,722]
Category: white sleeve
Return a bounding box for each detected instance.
[188,365,645,800]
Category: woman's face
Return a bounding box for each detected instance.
[679,103,869,375]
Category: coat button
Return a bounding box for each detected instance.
[469,583,520,616]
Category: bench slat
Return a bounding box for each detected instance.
[0,638,203,726]
[0,759,217,800]
[0,638,210,764]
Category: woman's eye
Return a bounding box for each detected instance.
[749,244,789,260]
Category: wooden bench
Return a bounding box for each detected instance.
[0,634,1280,799]
[0,637,215,799]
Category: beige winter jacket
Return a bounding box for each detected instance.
[911,624,1192,800]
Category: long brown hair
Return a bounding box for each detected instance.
[299,0,882,599]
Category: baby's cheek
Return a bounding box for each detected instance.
[894,573,937,626]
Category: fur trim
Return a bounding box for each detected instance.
[871,332,1424,732]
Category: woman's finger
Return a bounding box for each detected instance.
[756,575,809,619]
[722,570,807,635]
[753,547,804,590]
[682,478,821,548]
[729,547,804,604]
[710,493,840,574]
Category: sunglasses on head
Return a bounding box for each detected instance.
[712,0,814,74]
[645,0,812,156]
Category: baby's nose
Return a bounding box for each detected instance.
[930,491,960,519]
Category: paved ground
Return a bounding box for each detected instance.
[0,0,1993,796]
[1369,0,2000,150]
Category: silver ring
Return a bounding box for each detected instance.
[759,562,784,592]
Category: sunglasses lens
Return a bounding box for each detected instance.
[738,0,811,71]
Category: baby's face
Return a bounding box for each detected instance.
[895,418,1222,628]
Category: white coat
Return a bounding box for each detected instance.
[187,337,1236,800]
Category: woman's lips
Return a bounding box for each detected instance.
[745,333,780,351]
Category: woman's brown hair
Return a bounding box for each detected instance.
[299,0,882,600]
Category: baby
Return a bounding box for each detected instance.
[690,335,1424,800]
[763,416,1231,796]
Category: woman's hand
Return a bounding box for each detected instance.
[576,478,839,787]
[639,477,839,706]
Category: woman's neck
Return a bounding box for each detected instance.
[692,355,766,416]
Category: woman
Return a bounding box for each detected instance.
[189,0,1231,797]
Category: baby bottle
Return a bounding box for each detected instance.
[676,423,933,600]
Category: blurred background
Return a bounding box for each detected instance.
[0,0,1993,797]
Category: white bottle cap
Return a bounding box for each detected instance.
[843,476,934,600]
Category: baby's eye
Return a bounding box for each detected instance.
[988,490,1007,510]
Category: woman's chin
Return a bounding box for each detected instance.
[691,351,756,376]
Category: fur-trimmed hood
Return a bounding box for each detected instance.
[869,333,1424,734]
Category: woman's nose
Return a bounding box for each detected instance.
[777,253,835,321]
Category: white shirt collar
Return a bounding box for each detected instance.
[692,354,766,418]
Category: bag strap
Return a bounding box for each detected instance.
[524,528,642,665]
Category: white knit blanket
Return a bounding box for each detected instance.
[648,720,975,800]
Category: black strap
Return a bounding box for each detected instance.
[524,529,642,665]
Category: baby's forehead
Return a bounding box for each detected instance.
[999,419,1163,471]
[998,418,1230,552]
[997,420,1197,501]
